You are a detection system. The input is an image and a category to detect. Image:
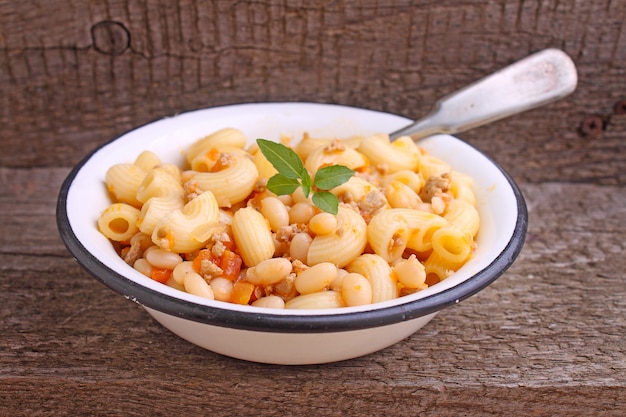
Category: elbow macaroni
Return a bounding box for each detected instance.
[98,128,480,309]
[98,203,141,242]
[347,254,398,303]
[232,206,275,266]
[306,206,368,268]
[357,134,421,173]
[183,153,258,207]
[151,191,220,253]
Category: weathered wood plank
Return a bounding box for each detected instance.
[2,0,626,415]
[2,175,625,416]
[0,381,624,417]
[1,0,625,183]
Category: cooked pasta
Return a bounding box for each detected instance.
[231,206,275,266]
[185,127,247,164]
[133,150,162,172]
[136,167,185,203]
[139,196,185,236]
[347,254,398,303]
[419,153,452,179]
[183,153,258,207]
[98,126,481,309]
[105,163,147,207]
[381,169,424,193]
[98,203,141,242]
[357,134,421,173]
[449,172,477,206]
[304,141,368,172]
[367,209,411,263]
[151,191,220,253]
[306,206,368,268]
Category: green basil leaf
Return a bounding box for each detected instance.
[256,139,305,180]
[313,165,355,190]
[312,191,339,215]
[300,169,312,198]
[267,174,300,196]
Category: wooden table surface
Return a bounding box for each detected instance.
[1,1,625,416]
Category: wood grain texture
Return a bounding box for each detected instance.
[1,0,625,182]
[1,0,625,415]
[1,173,625,416]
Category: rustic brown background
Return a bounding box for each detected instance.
[2,0,625,182]
[1,0,625,416]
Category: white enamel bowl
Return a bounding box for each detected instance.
[57,102,527,365]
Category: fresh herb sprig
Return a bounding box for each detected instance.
[256,139,355,215]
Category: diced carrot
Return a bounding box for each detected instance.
[150,267,172,284]
[206,147,220,161]
[230,282,255,305]
[206,148,229,172]
[218,250,243,281]
[192,249,213,273]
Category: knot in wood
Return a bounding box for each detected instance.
[91,21,130,55]
[613,99,626,115]
[578,115,606,139]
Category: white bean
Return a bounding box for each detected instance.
[184,271,215,299]
[330,268,349,292]
[172,261,195,285]
[393,255,426,288]
[295,262,337,295]
[289,202,316,224]
[166,276,185,292]
[210,277,234,302]
[145,248,183,269]
[260,196,290,232]
[291,187,311,204]
[133,258,152,277]
[142,245,158,258]
[308,212,338,235]
[285,291,345,309]
[385,181,421,209]
[431,196,445,214]
[341,272,373,307]
[289,232,312,263]
[252,295,286,309]
[277,194,293,206]
[246,257,293,286]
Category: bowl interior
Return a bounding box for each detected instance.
[59,102,525,328]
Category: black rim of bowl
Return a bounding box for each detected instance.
[56,122,528,334]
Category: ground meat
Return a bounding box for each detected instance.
[210,240,227,257]
[323,139,346,153]
[270,273,298,301]
[122,239,143,266]
[353,171,382,188]
[291,259,308,274]
[375,163,389,175]
[183,179,202,201]
[275,226,295,243]
[358,189,387,220]
[254,177,268,192]
[275,224,308,242]
[209,232,231,257]
[399,284,428,297]
[420,173,450,203]
[337,190,356,204]
[199,259,223,279]
[217,152,234,167]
